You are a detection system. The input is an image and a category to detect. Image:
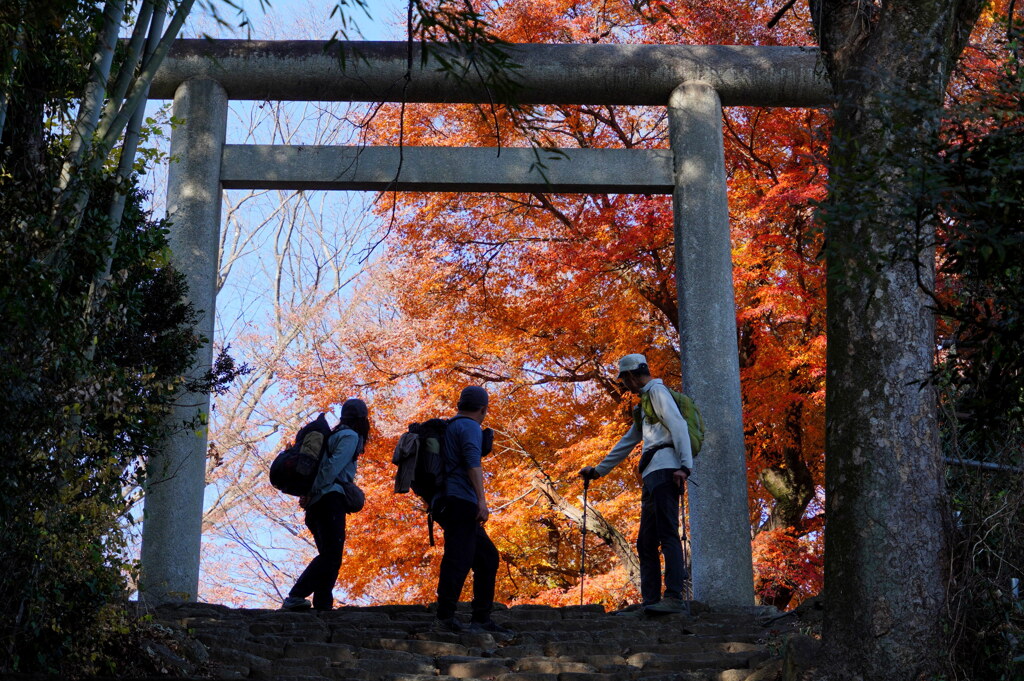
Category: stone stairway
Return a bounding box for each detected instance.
[148,602,799,681]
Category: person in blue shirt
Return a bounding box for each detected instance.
[580,354,693,615]
[432,386,508,634]
[282,398,369,612]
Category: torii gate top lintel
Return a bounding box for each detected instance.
[152,39,832,108]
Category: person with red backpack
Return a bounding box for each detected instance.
[282,398,370,612]
[579,354,695,615]
[431,386,509,634]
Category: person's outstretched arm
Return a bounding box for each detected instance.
[582,421,642,479]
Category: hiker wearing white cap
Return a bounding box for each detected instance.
[579,354,694,614]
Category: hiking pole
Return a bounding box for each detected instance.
[580,476,590,607]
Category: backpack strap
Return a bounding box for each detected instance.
[435,415,480,504]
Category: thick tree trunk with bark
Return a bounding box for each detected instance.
[809,0,985,678]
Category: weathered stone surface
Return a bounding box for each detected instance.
[259,658,331,680]
[514,657,596,674]
[624,640,765,656]
[285,641,357,661]
[437,655,514,678]
[574,654,626,667]
[625,651,755,671]
[493,643,546,658]
[459,632,500,649]
[631,672,718,681]
[322,668,371,681]
[356,648,433,665]
[559,605,606,617]
[495,674,559,681]
[209,663,250,679]
[326,611,394,625]
[716,670,750,681]
[207,647,273,673]
[505,619,556,631]
[506,606,563,620]
[521,630,593,643]
[143,640,196,676]
[360,658,436,675]
[332,629,410,645]
[549,619,622,632]
[743,658,783,681]
[542,642,610,658]
[199,633,285,659]
[378,637,470,656]
[249,620,330,641]
[594,663,641,677]
[557,673,623,681]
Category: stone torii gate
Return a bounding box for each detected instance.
[141,40,831,608]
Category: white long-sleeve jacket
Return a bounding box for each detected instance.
[594,379,694,479]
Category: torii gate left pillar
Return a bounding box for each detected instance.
[139,78,227,605]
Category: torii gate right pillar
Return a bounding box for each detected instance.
[669,82,755,607]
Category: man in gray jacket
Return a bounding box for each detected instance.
[580,354,693,614]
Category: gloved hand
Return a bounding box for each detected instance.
[579,466,599,481]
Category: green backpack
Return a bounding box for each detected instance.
[632,387,705,457]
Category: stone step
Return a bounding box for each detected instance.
[377,637,471,656]
[153,602,791,681]
[623,640,766,655]
[513,656,597,674]
[436,654,515,677]
[285,641,358,662]
[626,650,762,671]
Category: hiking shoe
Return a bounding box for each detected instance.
[432,616,466,633]
[644,597,690,615]
[281,596,312,611]
[468,619,513,635]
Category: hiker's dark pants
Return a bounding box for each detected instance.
[638,468,689,604]
[290,491,347,610]
[434,497,499,622]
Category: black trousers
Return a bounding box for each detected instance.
[637,468,689,604]
[289,491,347,610]
[434,497,499,622]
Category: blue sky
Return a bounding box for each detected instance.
[189,0,408,40]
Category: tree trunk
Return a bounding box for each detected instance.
[809,0,985,677]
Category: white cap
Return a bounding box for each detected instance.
[617,353,648,376]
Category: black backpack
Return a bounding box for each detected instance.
[393,418,451,504]
[270,413,334,496]
[392,416,491,544]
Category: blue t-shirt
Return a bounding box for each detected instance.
[438,415,482,505]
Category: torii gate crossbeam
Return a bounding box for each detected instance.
[140,40,831,610]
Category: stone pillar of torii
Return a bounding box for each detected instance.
[140,40,831,608]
